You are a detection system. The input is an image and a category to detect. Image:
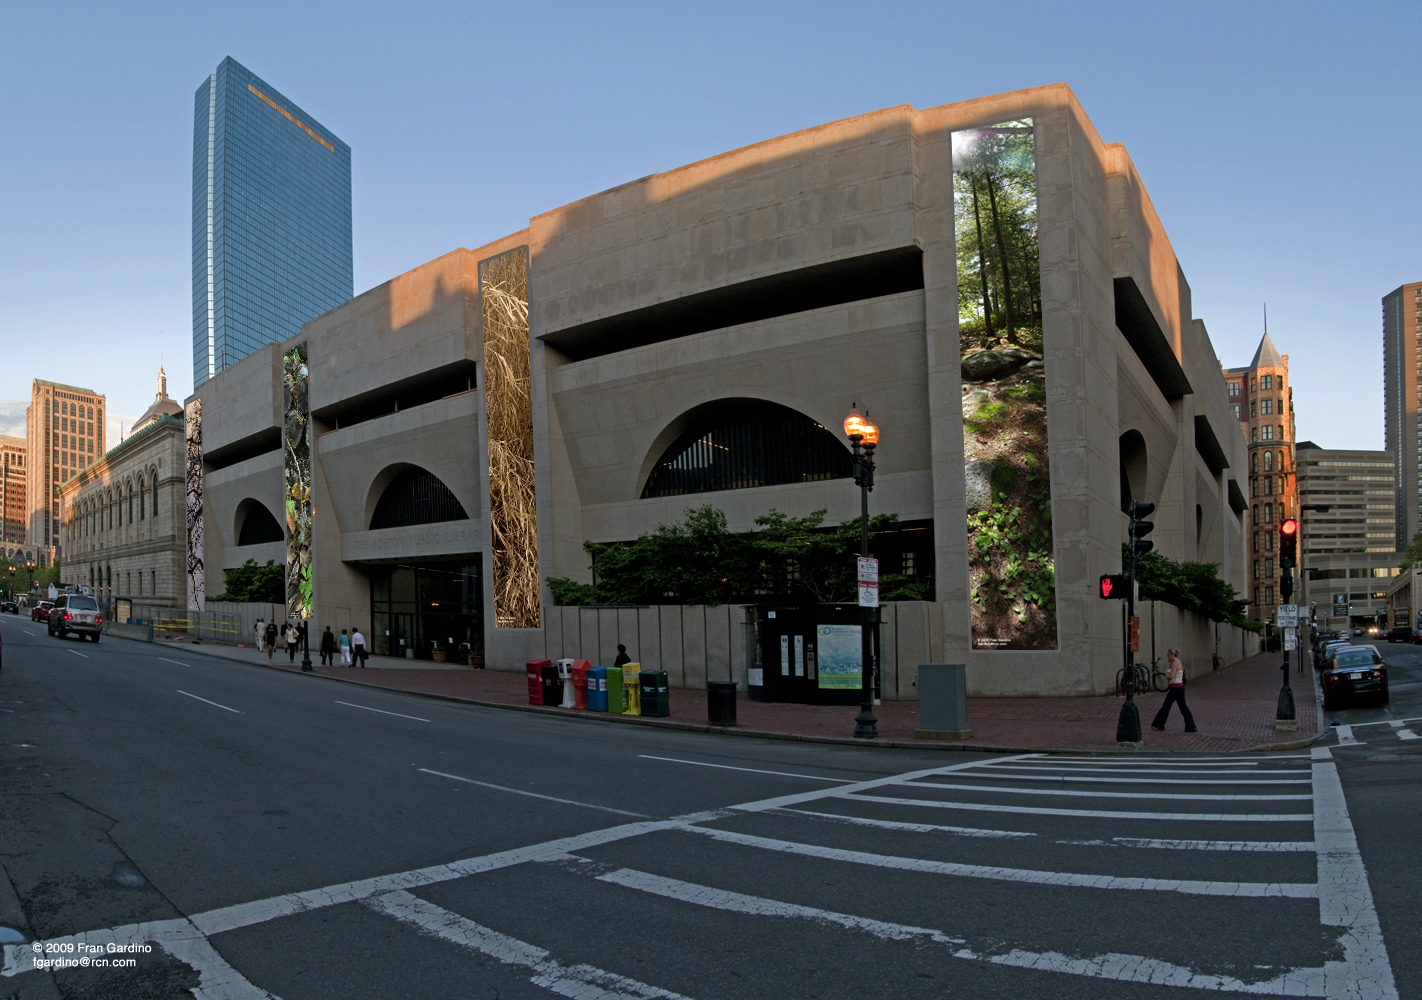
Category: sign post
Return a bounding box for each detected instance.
[857,557,879,608]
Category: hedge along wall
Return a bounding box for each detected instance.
[538,602,939,701]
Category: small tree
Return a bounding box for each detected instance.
[211,559,285,603]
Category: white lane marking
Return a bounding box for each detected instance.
[2,916,276,997]
[1387,721,1403,728]
[1313,758,1400,998]
[68,650,88,659]
[728,754,1040,815]
[1335,725,1363,747]
[638,754,856,783]
[1398,730,1419,741]
[1313,746,1334,761]
[417,768,648,818]
[680,826,1317,898]
[600,867,965,943]
[159,657,191,667]
[844,793,1313,822]
[1110,838,1315,852]
[335,700,430,723]
[774,807,1036,839]
[176,690,241,714]
[947,771,1309,786]
[904,780,1311,802]
[983,765,1307,776]
[366,889,693,999]
[1344,718,1422,729]
[23,631,36,637]
[188,818,683,937]
[595,867,1333,995]
[1013,754,1313,763]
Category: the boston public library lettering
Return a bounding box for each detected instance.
[187,84,1255,699]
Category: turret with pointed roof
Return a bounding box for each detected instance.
[132,366,183,434]
[1249,332,1283,369]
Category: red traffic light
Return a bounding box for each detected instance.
[1281,518,1298,535]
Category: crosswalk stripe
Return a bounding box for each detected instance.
[844,793,1313,822]
[593,866,1331,995]
[1110,838,1315,852]
[772,807,1036,839]
[366,889,693,999]
[1398,729,1419,741]
[981,765,1308,776]
[680,826,1318,897]
[900,780,1311,802]
[945,772,1310,786]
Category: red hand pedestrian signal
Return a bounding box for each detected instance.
[1099,574,1127,599]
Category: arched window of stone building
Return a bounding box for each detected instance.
[1263,451,1273,471]
[642,401,852,499]
[152,472,159,516]
[127,483,134,523]
[370,469,469,529]
[139,479,146,520]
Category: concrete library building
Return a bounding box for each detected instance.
[187,84,1255,698]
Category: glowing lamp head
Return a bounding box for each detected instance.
[860,416,880,446]
[843,405,869,441]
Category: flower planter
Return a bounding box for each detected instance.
[431,650,447,663]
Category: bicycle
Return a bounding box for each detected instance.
[1145,657,1169,692]
[1116,663,1150,696]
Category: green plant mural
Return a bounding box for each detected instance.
[953,118,1057,650]
[283,343,312,620]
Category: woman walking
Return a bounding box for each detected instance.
[1151,648,1197,733]
[264,621,278,661]
[339,628,352,666]
[285,622,300,663]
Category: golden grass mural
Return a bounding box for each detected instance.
[480,248,540,629]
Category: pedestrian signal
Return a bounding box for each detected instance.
[1099,574,1127,599]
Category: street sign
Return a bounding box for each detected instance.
[1284,628,1297,651]
[857,581,879,607]
[1276,605,1299,628]
[1333,594,1347,616]
[856,557,879,583]
[1129,616,1140,652]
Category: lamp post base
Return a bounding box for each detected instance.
[1275,685,1296,729]
[853,705,878,739]
[1116,699,1142,744]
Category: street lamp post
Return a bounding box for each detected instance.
[1276,518,1298,729]
[844,405,879,740]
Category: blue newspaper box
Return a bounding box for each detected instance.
[586,666,608,712]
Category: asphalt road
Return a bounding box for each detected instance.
[0,613,1415,1000]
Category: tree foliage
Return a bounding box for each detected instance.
[211,559,285,604]
[547,505,933,607]
[1127,546,1261,632]
[1400,531,1422,572]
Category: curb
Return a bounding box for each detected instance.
[118,635,1321,756]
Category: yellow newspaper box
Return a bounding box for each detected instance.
[622,662,641,715]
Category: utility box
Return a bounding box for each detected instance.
[586,666,608,712]
[571,660,591,710]
[604,665,624,715]
[915,664,972,741]
[526,659,552,706]
[622,663,642,715]
[539,663,561,706]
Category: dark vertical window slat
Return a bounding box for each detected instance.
[642,401,851,499]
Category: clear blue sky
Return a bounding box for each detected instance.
[1,1,1416,450]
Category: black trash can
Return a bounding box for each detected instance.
[639,670,670,717]
[707,681,738,726]
[539,663,561,706]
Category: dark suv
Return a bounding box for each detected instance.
[1387,626,1411,643]
[48,593,102,642]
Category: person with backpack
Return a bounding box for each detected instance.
[1151,648,1198,733]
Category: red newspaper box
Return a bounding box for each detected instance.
[526,659,552,705]
[570,659,591,710]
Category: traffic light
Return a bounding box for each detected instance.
[1128,500,1155,557]
[1279,518,1298,569]
[1099,574,1128,599]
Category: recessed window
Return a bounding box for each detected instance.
[370,468,469,529]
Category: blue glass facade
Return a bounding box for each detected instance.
[192,58,352,386]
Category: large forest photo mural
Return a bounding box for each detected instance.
[953,118,1058,650]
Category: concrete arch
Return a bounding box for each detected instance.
[364,464,470,530]
[234,498,284,546]
[629,386,850,502]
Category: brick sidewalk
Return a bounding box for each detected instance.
[142,637,1316,754]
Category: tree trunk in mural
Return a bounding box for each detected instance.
[983,170,1018,347]
[184,400,204,612]
[480,248,540,629]
[969,176,994,348]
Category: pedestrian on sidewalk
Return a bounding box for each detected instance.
[285,622,300,663]
[264,622,278,661]
[352,627,367,667]
[339,628,351,666]
[1151,648,1197,732]
[613,644,631,669]
[253,618,265,651]
[320,626,335,666]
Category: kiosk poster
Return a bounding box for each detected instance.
[952,118,1058,650]
[816,624,862,690]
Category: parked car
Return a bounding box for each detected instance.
[1321,646,1389,710]
[0,600,16,614]
[47,593,102,642]
[1318,640,1353,669]
[30,601,53,623]
[1386,626,1411,643]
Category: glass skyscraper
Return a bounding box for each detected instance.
[192,57,352,386]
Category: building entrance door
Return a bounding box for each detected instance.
[375,611,415,657]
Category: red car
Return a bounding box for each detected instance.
[30,601,53,623]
